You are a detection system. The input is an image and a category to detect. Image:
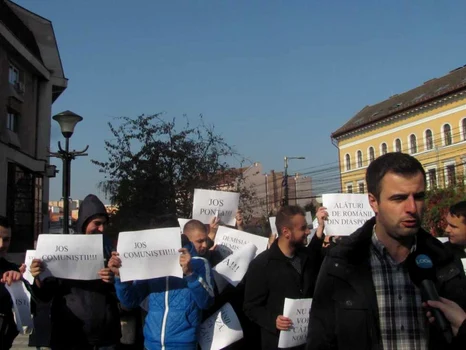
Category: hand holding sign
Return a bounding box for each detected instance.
[179,248,193,276]
[276,315,293,331]
[1,270,22,286]
[98,268,114,284]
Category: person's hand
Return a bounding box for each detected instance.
[108,252,121,277]
[179,248,193,276]
[1,270,22,286]
[98,268,115,284]
[424,297,466,336]
[236,210,244,229]
[276,315,293,331]
[316,207,328,226]
[30,259,43,278]
[209,217,220,235]
[19,264,26,274]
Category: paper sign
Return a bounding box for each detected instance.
[213,243,257,292]
[117,228,182,282]
[278,298,313,348]
[178,218,190,234]
[214,226,268,260]
[461,258,466,275]
[437,237,449,243]
[322,194,374,236]
[192,189,240,226]
[35,234,104,280]
[305,212,312,226]
[23,250,36,285]
[269,217,278,236]
[5,281,33,334]
[198,303,243,350]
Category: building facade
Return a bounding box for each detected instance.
[0,0,67,252]
[332,65,466,194]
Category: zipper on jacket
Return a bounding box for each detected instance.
[160,276,169,350]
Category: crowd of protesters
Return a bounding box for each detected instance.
[0,152,465,349]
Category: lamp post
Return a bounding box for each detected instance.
[264,173,269,216]
[283,156,305,206]
[49,111,88,234]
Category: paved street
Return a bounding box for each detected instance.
[11,334,29,350]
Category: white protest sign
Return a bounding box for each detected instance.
[192,189,240,226]
[178,218,190,234]
[117,228,182,282]
[23,250,36,285]
[269,217,278,236]
[198,303,243,350]
[278,298,312,348]
[322,194,374,236]
[5,281,33,334]
[461,258,466,275]
[35,234,104,280]
[214,226,268,260]
[305,212,312,226]
[213,243,257,292]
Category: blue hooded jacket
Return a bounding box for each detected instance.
[114,242,215,350]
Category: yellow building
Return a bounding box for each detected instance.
[332,65,466,193]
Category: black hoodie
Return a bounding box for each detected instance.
[34,194,121,350]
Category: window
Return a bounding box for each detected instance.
[345,154,351,171]
[462,118,466,141]
[7,112,18,132]
[357,150,363,168]
[381,143,388,155]
[368,147,375,163]
[409,134,417,154]
[358,182,365,193]
[346,184,353,193]
[443,124,452,146]
[395,138,402,152]
[446,164,456,186]
[427,169,437,189]
[425,129,433,150]
[9,63,19,85]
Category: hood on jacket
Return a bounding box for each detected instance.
[76,194,108,234]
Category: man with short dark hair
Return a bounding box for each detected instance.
[445,201,466,258]
[307,152,466,350]
[243,205,324,350]
[0,215,26,349]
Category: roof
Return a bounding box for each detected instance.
[332,65,466,139]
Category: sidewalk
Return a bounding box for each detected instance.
[11,334,30,350]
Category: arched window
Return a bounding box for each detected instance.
[443,124,452,146]
[345,154,351,171]
[381,143,388,155]
[395,138,402,152]
[357,150,363,168]
[425,129,433,150]
[462,118,466,141]
[368,147,375,163]
[409,134,417,154]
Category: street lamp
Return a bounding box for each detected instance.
[283,156,305,206]
[49,111,88,234]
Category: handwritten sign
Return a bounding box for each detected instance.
[214,226,268,260]
[278,298,312,348]
[117,228,182,282]
[178,218,190,234]
[35,234,104,280]
[213,243,257,292]
[269,217,278,236]
[5,281,33,334]
[322,194,374,236]
[192,189,240,226]
[198,303,243,350]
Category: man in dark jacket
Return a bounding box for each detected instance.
[30,194,121,350]
[0,216,26,349]
[307,152,466,350]
[243,205,324,350]
[444,200,466,271]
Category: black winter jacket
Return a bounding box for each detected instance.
[306,217,466,350]
[0,258,19,350]
[244,234,324,350]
